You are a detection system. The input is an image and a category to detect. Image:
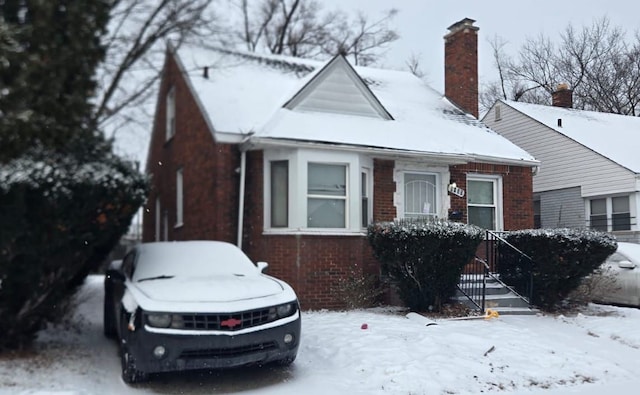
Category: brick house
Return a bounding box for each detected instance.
[484,86,640,243]
[143,18,538,309]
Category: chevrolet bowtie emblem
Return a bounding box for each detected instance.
[221,317,242,328]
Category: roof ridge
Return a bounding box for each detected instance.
[199,45,318,76]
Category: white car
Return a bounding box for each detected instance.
[103,241,300,383]
[593,242,640,307]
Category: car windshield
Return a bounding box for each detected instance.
[131,241,258,282]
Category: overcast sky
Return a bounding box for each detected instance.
[321,0,640,92]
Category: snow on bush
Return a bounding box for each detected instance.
[368,220,484,312]
[498,228,617,310]
[0,151,148,351]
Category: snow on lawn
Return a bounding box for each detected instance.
[1,276,640,395]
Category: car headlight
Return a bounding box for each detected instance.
[276,302,297,318]
[147,313,172,328]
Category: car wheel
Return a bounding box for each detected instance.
[120,343,148,384]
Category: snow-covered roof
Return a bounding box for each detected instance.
[173,44,537,165]
[501,100,640,173]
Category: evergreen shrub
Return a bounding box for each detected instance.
[367,220,484,311]
[0,151,147,351]
[498,228,617,310]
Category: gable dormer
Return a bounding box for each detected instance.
[284,55,393,120]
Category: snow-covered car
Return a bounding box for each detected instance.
[592,242,640,307]
[103,241,301,384]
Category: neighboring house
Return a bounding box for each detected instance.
[143,18,538,309]
[484,86,640,243]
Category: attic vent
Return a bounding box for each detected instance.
[495,105,501,121]
[557,118,562,127]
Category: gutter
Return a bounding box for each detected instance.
[248,137,540,168]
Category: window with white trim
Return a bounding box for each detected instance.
[307,163,347,228]
[589,196,631,231]
[166,86,175,141]
[176,168,183,227]
[264,149,371,233]
[361,168,372,228]
[467,176,502,230]
[270,161,289,228]
[403,172,437,220]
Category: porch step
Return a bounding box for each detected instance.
[456,275,539,315]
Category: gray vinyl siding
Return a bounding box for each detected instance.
[537,187,584,228]
[485,103,637,197]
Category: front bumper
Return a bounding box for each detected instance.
[125,315,301,374]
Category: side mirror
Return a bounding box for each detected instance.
[257,261,269,273]
[617,260,637,269]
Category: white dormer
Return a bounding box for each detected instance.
[284,55,393,120]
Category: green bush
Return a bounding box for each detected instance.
[368,220,484,311]
[498,228,617,310]
[0,151,147,351]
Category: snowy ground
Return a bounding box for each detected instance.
[1,276,639,395]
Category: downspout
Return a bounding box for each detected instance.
[237,148,247,249]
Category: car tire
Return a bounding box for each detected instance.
[120,343,148,384]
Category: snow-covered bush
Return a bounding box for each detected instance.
[497,228,617,310]
[0,151,147,351]
[367,220,484,311]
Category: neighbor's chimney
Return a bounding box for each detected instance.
[552,83,572,108]
[444,18,479,118]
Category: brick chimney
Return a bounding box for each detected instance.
[444,18,479,118]
[552,83,573,108]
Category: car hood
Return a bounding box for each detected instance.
[132,274,284,304]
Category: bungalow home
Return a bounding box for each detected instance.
[142,18,538,309]
[483,86,640,243]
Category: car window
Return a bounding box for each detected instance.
[121,251,136,279]
[132,241,258,282]
[608,252,627,264]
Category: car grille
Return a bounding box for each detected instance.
[179,308,274,331]
[180,341,278,359]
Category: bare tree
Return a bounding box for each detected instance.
[482,17,640,116]
[405,52,424,78]
[230,0,398,66]
[95,0,218,142]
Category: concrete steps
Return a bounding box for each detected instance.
[455,276,540,316]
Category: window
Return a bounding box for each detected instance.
[533,199,541,229]
[162,210,169,241]
[155,197,161,241]
[403,172,437,220]
[270,161,288,227]
[589,199,607,231]
[264,149,370,233]
[612,196,631,231]
[361,169,371,228]
[467,177,502,230]
[589,196,631,231]
[166,86,175,140]
[176,168,183,226]
[307,163,347,228]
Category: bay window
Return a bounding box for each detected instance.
[265,150,371,233]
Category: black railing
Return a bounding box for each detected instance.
[486,230,534,306]
[456,230,535,312]
[457,257,489,312]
